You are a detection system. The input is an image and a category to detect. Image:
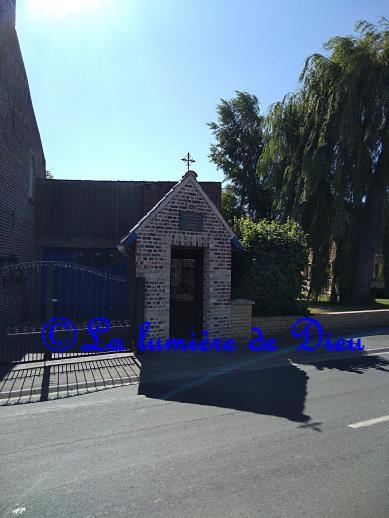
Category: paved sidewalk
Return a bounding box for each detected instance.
[0,354,140,405]
[1,327,388,405]
[136,327,389,382]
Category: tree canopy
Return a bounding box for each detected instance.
[211,19,389,305]
[260,18,389,303]
[208,91,272,221]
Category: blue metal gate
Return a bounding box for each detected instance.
[0,260,137,364]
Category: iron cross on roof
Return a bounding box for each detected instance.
[181,152,196,172]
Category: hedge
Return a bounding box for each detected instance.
[232,218,308,316]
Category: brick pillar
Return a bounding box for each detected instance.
[230,299,254,343]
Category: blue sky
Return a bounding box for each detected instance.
[17,0,387,182]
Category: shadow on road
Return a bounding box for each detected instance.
[139,362,311,423]
[1,327,389,429]
[137,338,389,429]
[292,352,389,373]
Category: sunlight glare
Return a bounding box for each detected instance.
[27,0,110,18]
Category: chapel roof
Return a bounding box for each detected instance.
[120,170,241,249]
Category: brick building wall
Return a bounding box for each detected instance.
[0,0,46,328]
[133,172,232,340]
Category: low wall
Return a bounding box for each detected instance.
[230,299,254,342]
[252,309,389,336]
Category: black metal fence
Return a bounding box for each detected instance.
[0,320,133,364]
[0,261,143,364]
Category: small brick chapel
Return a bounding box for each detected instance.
[120,169,241,340]
[36,167,243,340]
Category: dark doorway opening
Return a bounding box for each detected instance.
[170,247,204,338]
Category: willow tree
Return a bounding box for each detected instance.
[260,19,389,304]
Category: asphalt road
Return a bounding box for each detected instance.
[0,348,388,517]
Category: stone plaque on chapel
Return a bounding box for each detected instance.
[179,210,204,232]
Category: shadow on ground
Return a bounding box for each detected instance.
[140,362,311,423]
[137,334,389,429]
[0,356,139,406]
[1,328,389,430]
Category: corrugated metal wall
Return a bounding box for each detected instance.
[35,180,144,241]
[35,179,222,243]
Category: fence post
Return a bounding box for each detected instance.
[134,276,145,353]
[44,263,54,361]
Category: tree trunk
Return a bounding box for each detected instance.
[351,211,376,304]
[351,122,389,304]
[336,227,355,305]
[383,213,389,295]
